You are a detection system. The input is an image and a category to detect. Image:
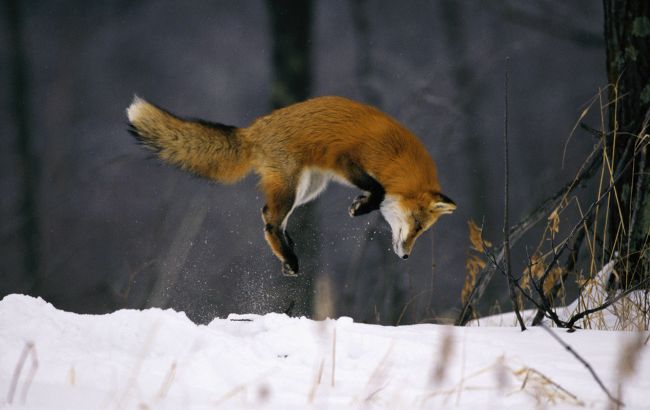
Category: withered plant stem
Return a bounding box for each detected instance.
[540,324,622,406]
[503,56,526,331]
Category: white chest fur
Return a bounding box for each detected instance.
[281,168,352,230]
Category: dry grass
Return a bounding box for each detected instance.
[421,357,585,408]
[307,357,325,404]
[353,342,394,405]
[313,274,335,321]
[461,220,491,308]
[513,366,584,407]
[464,83,650,331]
[6,340,38,405]
[156,361,177,400]
[612,332,646,409]
[429,327,454,384]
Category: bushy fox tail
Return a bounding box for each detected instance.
[126,96,253,183]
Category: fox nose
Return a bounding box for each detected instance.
[402,254,409,260]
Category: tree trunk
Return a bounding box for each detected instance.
[348,0,408,325]
[439,0,490,220]
[6,0,41,292]
[268,0,312,110]
[267,0,317,317]
[603,0,650,284]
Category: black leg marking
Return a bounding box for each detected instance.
[281,252,299,276]
[349,193,382,216]
[338,156,385,217]
[284,230,295,249]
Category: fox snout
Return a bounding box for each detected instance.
[382,193,456,260]
[392,230,417,260]
[393,238,410,260]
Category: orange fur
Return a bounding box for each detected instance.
[127,95,455,275]
[244,97,440,194]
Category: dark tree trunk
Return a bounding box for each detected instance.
[439,0,490,220]
[603,0,650,284]
[348,0,408,325]
[268,0,312,109]
[267,0,317,317]
[6,0,41,292]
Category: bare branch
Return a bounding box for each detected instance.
[565,276,650,329]
[483,243,567,327]
[503,57,526,331]
[456,139,603,326]
[539,324,623,406]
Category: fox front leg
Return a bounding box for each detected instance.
[339,157,385,217]
[349,193,381,216]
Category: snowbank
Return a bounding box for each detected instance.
[1,294,648,409]
[471,260,649,330]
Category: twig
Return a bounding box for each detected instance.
[331,326,337,387]
[489,189,646,330]
[580,122,606,139]
[307,357,325,403]
[484,245,566,327]
[7,341,38,405]
[396,289,430,326]
[539,324,623,406]
[566,276,650,329]
[156,361,177,399]
[283,300,295,316]
[428,230,436,315]
[360,343,394,403]
[526,153,637,328]
[20,344,38,405]
[539,233,560,299]
[456,139,603,326]
[215,369,275,407]
[509,139,602,242]
[626,145,647,269]
[119,259,155,306]
[118,322,160,408]
[503,57,526,331]
[532,212,592,326]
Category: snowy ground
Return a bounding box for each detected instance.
[1,294,648,409]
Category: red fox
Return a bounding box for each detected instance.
[127,96,455,275]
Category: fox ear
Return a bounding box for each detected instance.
[429,193,456,214]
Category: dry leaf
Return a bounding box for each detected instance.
[522,254,563,296]
[548,208,561,237]
[462,220,492,304]
[468,220,492,252]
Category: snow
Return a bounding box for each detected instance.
[1,294,649,409]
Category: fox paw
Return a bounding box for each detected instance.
[349,194,369,217]
[282,262,299,277]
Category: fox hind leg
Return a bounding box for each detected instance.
[261,179,300,276]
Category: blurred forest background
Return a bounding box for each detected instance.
[1,1,615,324]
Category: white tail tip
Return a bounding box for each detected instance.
[126,95,146,122]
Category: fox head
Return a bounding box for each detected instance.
[380,191,456,259]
